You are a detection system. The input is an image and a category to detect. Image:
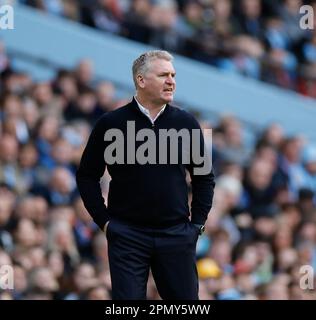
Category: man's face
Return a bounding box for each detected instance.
[138,58,176,105]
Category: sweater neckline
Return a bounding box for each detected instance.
[130,97,170,120]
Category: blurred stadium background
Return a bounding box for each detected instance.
[1,0,316,300]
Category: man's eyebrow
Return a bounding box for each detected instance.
[158,71,176,75]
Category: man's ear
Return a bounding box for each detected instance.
[137,74,145,89]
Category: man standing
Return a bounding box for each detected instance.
[76,50,215,299]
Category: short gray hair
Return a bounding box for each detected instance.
[132,50,173,88]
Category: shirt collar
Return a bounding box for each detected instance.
[134,96,166,123]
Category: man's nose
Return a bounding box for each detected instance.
[166,75,175,85]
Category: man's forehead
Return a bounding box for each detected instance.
[149,59,175,73]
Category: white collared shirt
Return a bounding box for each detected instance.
[134,96,166,125]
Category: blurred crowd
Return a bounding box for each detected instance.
[18,0,316,98]
[1,32,316,299]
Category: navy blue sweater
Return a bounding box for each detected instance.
[76,98,215,230]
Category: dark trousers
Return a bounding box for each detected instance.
[106,219,199,300]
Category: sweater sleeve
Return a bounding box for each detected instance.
[187,116,215,225]
[76,117,110,230]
